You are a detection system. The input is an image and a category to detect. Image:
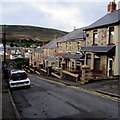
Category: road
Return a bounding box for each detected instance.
[11,73,119,119]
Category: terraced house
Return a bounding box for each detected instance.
[42,38,61,69]
[29,38,61,73]
[81,1,120,80]
[29,28,86,80]
[47,28,85,81]
[29,48,42,69]
[29,0,120,82]
[56,28,85,73]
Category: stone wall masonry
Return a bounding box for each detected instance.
[100,55,108,75]
[86,27,117,46]
[57,39,85,53]
[86,31,93,46]
[98,28,107,45]
[49,48,55,56]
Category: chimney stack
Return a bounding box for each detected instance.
[107,0,117,13]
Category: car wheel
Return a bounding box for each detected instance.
[27,85,31,88]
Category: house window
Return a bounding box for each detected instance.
[86,34,89,37]
[77,42,80,51]
[94,55,100,70]
[86,54,91,67]
[31,55,32,60]
[109,27,114,44]
[55,59,58,68]
[34,62,36,66]
[93,30,98,45]
[57,43,59,47]
[43,61,45,68]
[59,58,62,68]
[60,43,62,51]
[76,60,81,70]
[66,43,68,51]
[72,61,74,70]
[69,42,71,51]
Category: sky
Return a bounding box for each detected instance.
[1,0,120,32]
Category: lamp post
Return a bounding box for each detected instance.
[2,25,6,79]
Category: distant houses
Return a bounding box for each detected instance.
[0,43,33,62]
[0,44,10,61]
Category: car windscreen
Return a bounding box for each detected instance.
[12,72,27,81]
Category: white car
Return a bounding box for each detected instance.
[9,69,31,89]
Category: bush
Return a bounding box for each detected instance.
[14,58,29,69]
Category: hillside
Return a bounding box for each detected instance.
[0,25,68,47]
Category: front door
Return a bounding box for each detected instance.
[108,58,113,76]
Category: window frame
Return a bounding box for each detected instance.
[94,55,100,70]
[69,42,71,52]
[109,27,114,45]
[77,42,80,51]
[93,30,98,45]
[86,54,91,67]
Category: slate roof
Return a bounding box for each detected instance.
[54,52,65,57]
[58,28,85,43]
[80,45,115,53]
[35,48,43,53]
[63,53,83,60]
[44,56,56,62]
[42,38,61,49]
[34,58,40,62]
[42,27,86,49]
[84,9,120,30]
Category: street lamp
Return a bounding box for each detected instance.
[2,25,6,79]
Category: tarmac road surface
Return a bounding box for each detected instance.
[11,73,119,119]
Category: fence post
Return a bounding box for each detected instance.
[60,61,65,78]
[81,65,90,84]
[47,65,52,76]
[39,63,43,74]
[61,61,65,70]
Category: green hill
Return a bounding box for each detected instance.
[0,25,68,47]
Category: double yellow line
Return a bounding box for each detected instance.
[35,75,120,103]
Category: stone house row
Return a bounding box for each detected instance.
[29,1,120,83]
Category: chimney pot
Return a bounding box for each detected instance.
[107,0,117,13]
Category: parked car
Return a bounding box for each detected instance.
[9,69,31,89]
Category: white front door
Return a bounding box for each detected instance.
[108,58,113,76]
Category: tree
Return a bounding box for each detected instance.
[10,43,14,47]
[14,58,29,69]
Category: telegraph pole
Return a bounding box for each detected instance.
[2,25,6,78]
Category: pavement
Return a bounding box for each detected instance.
[1,69,120,119]
[35,73,120,98]
[2,77,19,120]
[79,79,120,98]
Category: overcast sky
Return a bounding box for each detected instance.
[1,0,120,32]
